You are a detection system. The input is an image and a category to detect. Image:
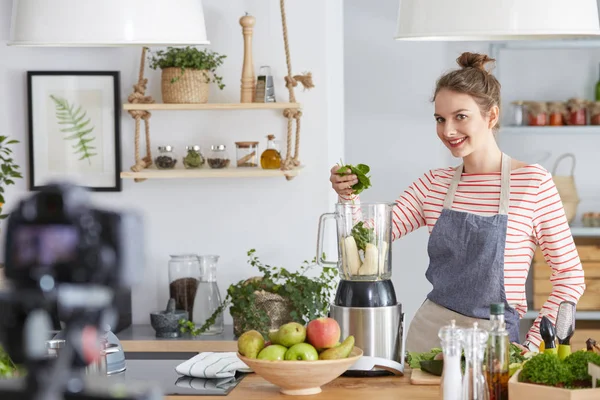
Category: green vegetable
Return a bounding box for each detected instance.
[563,350,600,387]
[350,221,375,253]
[420,360,444,376]
[406,348,443,369]
[0,345,23,379]
[519,353,572,387]
[337,161,372,195]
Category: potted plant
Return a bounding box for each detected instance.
[179,249,338,338]
[148,46,226,104]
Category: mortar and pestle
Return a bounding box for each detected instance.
[150,298,188,338]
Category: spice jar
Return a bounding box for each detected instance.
[547,102,566,126]
[510,101,526,126]
[235,141,259,167]
[168,254,200,322]
[155,145,178,169]
[589,102,600,125]
[207,145,231,169]
[524,101,547,126]
[183,145,205,169]
[566,98,588,125]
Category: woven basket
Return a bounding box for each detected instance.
[161,67,210,104]
[552,153,580,224]
[232,290,296,338]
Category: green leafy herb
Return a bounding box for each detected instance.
[50,95,96,165]
[148,46,227,89]
[519,353,572,387]
[563,350,600,387]
[0,136,23,220]
[179,249,338,338]
[406,348,443,369]
[0,345,24,378]
[337,161,372,195]
[350,221,375,252]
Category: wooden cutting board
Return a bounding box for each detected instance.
[410,368,442,385]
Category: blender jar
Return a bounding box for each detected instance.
[317,202,393,281]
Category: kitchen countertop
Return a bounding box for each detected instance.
[115,327,440,399]
[182,372,439,400]
[117,325,238,353]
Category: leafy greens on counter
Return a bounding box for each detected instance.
[337,162,372,195]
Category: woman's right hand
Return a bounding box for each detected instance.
[330,165,358,197]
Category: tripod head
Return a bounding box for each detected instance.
[0,183,161,400]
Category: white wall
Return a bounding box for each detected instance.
[345,1,600,334]
[0,0,344,324]
[344,0,452,330]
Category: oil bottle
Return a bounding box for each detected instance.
[485,303,509,400]
[260,134,281,169]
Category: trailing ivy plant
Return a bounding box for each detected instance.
[148,46,227,89]
[179,249,338,337]
[0,136,23,220]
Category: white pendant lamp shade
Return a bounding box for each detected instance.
[9,0,210,46]
[396,0,600,41]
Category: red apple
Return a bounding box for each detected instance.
[306,317,341,350]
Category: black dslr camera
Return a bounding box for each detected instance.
[0,183,161,400]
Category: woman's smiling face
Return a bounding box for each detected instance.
[434,89,498,158]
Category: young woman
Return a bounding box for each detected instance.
[330,52,585,353]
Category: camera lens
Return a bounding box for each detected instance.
[45,194,63,215]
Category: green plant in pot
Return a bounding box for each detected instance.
[148,46,227,104]
[0,135,23,378]
[179,249,338,338]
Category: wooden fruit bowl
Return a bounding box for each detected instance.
[238,346,363,395]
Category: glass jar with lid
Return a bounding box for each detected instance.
[155,145,178,169]
[235,141,259,167]
[207,145,231,169]
[168,254,200,321]
[183,145,205,169]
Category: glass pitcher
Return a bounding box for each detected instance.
[192,255,224,335]
[317,202,393,281]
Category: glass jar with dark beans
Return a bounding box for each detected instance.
[155,145,178,169]
[207,145,231,169]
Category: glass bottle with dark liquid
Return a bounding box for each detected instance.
[485,303,510,400]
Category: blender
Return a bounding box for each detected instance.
[317,202,404,376]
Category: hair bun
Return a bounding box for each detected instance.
[456,52,495,73]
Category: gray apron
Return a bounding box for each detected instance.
[405,153,520,353]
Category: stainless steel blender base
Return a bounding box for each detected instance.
[330,303,404,375]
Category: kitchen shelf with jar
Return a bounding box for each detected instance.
[122,102,301,111]
[121,165,304,180]
[502,126,600,134]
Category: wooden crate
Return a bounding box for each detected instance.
[533,244,600,311]
[509,370,600,400]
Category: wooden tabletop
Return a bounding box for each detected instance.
[165,372,439,400]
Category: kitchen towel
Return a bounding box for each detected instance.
[175,352,252,379]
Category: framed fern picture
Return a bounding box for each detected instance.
[27,71,121,191]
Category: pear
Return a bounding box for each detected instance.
[318,335,355,360]
[269,322,306,347]
[237,330,265,359]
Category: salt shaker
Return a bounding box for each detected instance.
[439,319,464,400]
[461,322,490,400]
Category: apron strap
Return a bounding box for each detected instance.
[498,153,511,215]
[443,153,512,215]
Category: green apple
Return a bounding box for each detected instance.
[257,344,288,361]
[284,343,319,361]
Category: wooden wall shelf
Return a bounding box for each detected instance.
[121,166,304,180]
[122,103,301,111]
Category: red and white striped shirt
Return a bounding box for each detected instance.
[340,164,585,348]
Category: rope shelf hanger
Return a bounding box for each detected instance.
[279,0,314,180]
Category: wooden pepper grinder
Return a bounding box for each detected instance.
[239,13,256,103]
